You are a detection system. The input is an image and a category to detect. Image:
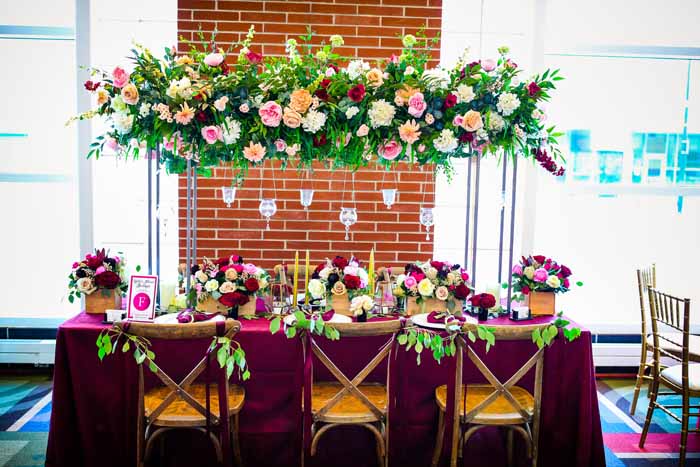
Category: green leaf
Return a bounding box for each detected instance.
[122,341,130,353]
[269,316,281,334]
[242,369,251,381]
[136,265,142,272]
[415,341,424,354]
[217,346,228,368]
[148,361,158,373]
[576,281,583,287]
[286,326,297,338]
[68,294,75,303]
[146,350,156,360]
[397,334,408,345]
[226,360,234,379]
[532,328,541,344]
[98,347,106,361]
[467,331,476,343]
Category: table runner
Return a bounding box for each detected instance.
[47,312,605,467]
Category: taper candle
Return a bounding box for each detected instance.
[304,250,310,303]
[368,248,375,293]
[292,251,299,308]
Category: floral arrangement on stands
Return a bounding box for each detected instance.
[72,26,565,179]
[188,254,270,309]
[67,249,128,303]
[307,256,370,301]
[510,254,575,300]
[394,260,471,308]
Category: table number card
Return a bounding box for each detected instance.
[127,275,158,322]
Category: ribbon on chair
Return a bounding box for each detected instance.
[302,331,314,464]
[444,337,458,460]
[205,321,232,464]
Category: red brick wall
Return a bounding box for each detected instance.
[178,0,442,270]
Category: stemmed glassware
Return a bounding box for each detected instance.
[259,198,277,230]
[300,189,314,210]
[381,188,397,210]
[221,186,236,208]
[339,207,358,241]
[419,207,434,241]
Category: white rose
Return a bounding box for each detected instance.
[404,66,416,76]
[435,286,450,301]
[395,274,406,287]
[456,84,475,103]
[345,106,359,119]
[219,281,236,293]
[496,92,520,116]
[307,279,326,299]
[368,99,396,128]
[488,113,505,132]
[319,267,332,280]
[426,267,438,280]
[524,266,535,280]
[205,279,219,292]
[418,278,435,297]
[446,272,457,285]
[77,277,95,294]
[195,270,209,283]
[350,295,374,316]
[113,112,134,134]
[546,275,561,289]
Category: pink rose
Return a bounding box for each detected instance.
[72,262,79,269]
[407,92,426,118]
[533,268,548,283]
[417,144,426,153]
[390,54,400,64]
[356,124,369,137]
[258,101,282,127]
[95,266,106,275]
[163,133,184,152]
[104,137,119,152]
[274,139,287,152]
[482,58,497,72]
[461,272,469,282]
[203,53,224,67]
[112,67,130,88]
[403,276,417,289]
[201,125,222,145]
[452,115,464,127]
[512,264,523,275]
[239,103,250,113]
[378,140,402,160]
[243,263,258,275]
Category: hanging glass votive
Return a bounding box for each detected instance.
[300,189,314,210]
[419,207,434,241]
[221,186,236,208]
[381,188,397,210]
[259,198,277,230]
[339,207,358,241]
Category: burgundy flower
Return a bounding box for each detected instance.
[443,93,457,109]
[314,263,325,274]
[453,284,471,300]
[344,274,362,290]
[332,256,349,269]
[504,59,518,70]
[559,265,572,278]
[314,88,329,101]
[470,293,496,309]
[232,264,244,274]
[84,80,100,91]
[533,255,547,265]
[563,278,570,289]
[219,291,249,308]
[459,131,474,143]
[313,134,327,147]
[320,78,331,88]
[246,51,263,64]
[195,111,208,123]
[85,249,106,270]
[347,84,366,103]
[244,278,259,293]
[220,60,229,75]
[430,261,445,270]
[527,81,541,97]
[521,285,530,295]
[216,256,231,267]
[95,271,121,289]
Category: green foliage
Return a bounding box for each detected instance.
[269,310,340,341]
[397,321,496,365]
[96,327,156,372]
[531,312,582,349]
[208,336,251,381]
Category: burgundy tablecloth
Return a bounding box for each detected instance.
[46,312,604,467]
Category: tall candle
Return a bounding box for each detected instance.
[368,248,375,293]
[292,251,299,308]
[484,283,501,310]
[304,250,310,303]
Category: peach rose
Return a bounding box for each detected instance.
[121,83,139,105]
[395,85,419,101]
[96,89,109,106]
[365,68,384,88]
[356,124,369,137]
[243,142,266,162]
[461,110,483,132]
[289,89,312,114]
[283,107,302,128]
[258,101,282,127]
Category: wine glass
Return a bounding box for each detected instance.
[381,189,397,210]
[300,189,314,210]
[339,207,358,241]
[221,186,236,208]
[259,198,277,230]
[419,207,434,241]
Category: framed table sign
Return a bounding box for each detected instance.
[127,275,159,322]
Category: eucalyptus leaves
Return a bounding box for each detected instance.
[269,310,340,341]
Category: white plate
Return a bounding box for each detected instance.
[327,313,352,323]
[410,312,477,330]
[154,313,225,324]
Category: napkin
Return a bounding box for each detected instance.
[320,310,335,322]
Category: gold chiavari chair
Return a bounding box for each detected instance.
[117,319,246,467]
[630,264,657,415]
[431,322,548,467]
[639,288,698,466]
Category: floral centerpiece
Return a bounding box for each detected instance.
[307,256,370,317]
[394,260,471,316]
[68,249,127,314]
[511,255,573,315]
[72,27,565,179]
[189,254,270,318]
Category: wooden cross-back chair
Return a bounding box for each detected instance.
[640,288,697,466]
[117,319,245,467]
[432,322,549,467]
[630,264,657,415]
[305,320,404,467]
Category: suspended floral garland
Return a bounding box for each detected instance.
[72,26,565,179]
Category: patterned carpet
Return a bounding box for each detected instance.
[0,373,697,466]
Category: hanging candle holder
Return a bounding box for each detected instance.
[221,186,236,208]
[339,207,358,241]
[381,188,397,209]
[300,189,314,210]
[419,207,434,241]
[259,198,277,231]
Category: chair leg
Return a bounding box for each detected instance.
[431,409,445,467]
[506,428,513,467]
[630,361,647,415]
[232,414,244,467]
[680,393,690,467]
[639,379,659,448]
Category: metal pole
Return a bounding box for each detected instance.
[185,158,192,292]
[192,163,198,268]
[506,156,518,313]
[464,158,472,269]
[147,146,153,275]
[497,155,508,283]
[155,146,161,308]
[470,155,480,287]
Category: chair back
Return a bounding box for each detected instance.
[647,287,692,385]
[116,319,241,425]
[309,320,404,422]
[636,264,657,335]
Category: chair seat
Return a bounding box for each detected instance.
[646,333,700,361]
[660,364,700,392]
[436,384,535,425]
[308,381,387,423]
[144,383,245,427]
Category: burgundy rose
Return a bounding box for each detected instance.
[453,283,471,300]
[533,255,547,265]
[521,285,530,295]
[443,93,457,109]
[244,278,260,293]
[344,274,362,290]
[320,78,331,88]
[430,261,445,270]
[332,256,349,269]
[527,81,541,97]
[328,64,339,73]
[216,256,231,267]
[314,263,325,274]
[219,291,249,308]
[314,88,329,101]
[85,250,106,270]
[95,271,121,289]
[459,131,474,143]
[563,278,570,289]
[195,110,208,123]
[220,60,229,75]
[470,293,495,309]
[347,84,366,103]
[559,265,572,278]
[84,80,100,91]
[246,51,263,63]
[313,134,327,147]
